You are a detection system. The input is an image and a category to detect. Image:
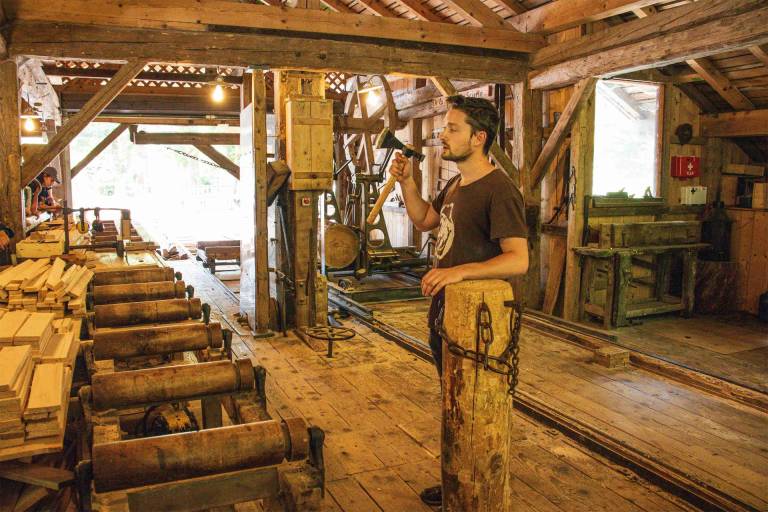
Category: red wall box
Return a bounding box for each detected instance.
[671,156,701,178]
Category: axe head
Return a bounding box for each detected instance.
[375,128,425,162]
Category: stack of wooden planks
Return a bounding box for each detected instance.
[23,363,69,441]
[0,346,34,448]
[0,258,93,317]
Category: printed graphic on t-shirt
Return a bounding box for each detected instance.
[435,203,454,261]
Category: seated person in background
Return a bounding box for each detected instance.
[29,166,62,215]
[0,221,14,250]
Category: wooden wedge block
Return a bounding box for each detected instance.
[22,266,51,293]
[24,363,64,418]
[0,311,31,345]
[0,346,31,393]
[0,260,34,288]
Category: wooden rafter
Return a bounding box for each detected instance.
[396,0,444,22]
[529,0,768,89]
[429,77,520,187]
[8,22,528,83]
[494,0,526,16]
[21,59,147,186]
[749,45,768,68]
[5,0,542,54]
[530,77,597,188]
[319,0,357,13]
[355,0,398,17]
[686,58,755,111]
[440,0,506,27]
[193,144,240,179]
[70,123,130,178]
[700,109,768,138]
[509,0,667,33]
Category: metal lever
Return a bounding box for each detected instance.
[308,426,326,497]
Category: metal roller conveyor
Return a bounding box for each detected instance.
[93,297,202,328]
[92,321,224,360]
[91,417,310,493]
[90,358,255,411]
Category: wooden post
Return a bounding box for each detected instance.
[562,87,595,321]
[442,279,514,512]
[408,79,424,250]
[513,80,543,309]
[0,60,24,244]
[240,71,272,335]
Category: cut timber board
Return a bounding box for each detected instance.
[24,362,64,416]
[0,346,31,393]
[14,313,55,343]
[0,311,31,345]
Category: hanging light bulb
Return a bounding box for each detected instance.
[23,117,36,132]
[365,88,382,111]
[212,83,225,103]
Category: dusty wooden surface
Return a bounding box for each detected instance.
[370,299,768,512]
[173,260,707,512]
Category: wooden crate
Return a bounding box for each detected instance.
[285,98,333,191]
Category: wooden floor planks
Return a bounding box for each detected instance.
[173,261,707,512]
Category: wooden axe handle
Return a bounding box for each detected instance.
[366,174,398,225]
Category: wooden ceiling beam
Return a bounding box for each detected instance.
[749,45,768,68]
[4,0,541,53]
[8,22,529,82]
[530,1,768,89]
[686,58,755,111]
[700,109,768,138]
[21,59,147,186]
[95,116,240,127]
[508,0,666,34]
[131,131,240,146]
[70,123,130,178]
[440,0,506,27]
[530,78,596,188]
[193,144,239,179]
[43,66,244,85]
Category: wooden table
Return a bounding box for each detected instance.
[574,243,709,328]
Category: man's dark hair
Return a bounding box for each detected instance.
[446,95,499,155]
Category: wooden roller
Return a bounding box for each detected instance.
[92,266,176,286]
[91,358,254,410]
[94,298,202,328]
[93,321,223,360]
[92,280,187,305]
[92,418,308,493]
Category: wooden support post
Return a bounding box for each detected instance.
[240,71,272,335]
[59,141,73,206]
[513,80,543,309]
[409,79,425,249]
[442,280,514,511]
[70,123,130,178]
[0,60,23,244]
[22,59,147,186]
[562,86,595,321]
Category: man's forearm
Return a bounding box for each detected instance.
[399,177,430,228]
[457,251,529,280]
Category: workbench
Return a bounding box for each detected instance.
[574,243,709,328]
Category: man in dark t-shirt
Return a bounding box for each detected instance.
[29,166,61,215]
[388,94,528,507]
